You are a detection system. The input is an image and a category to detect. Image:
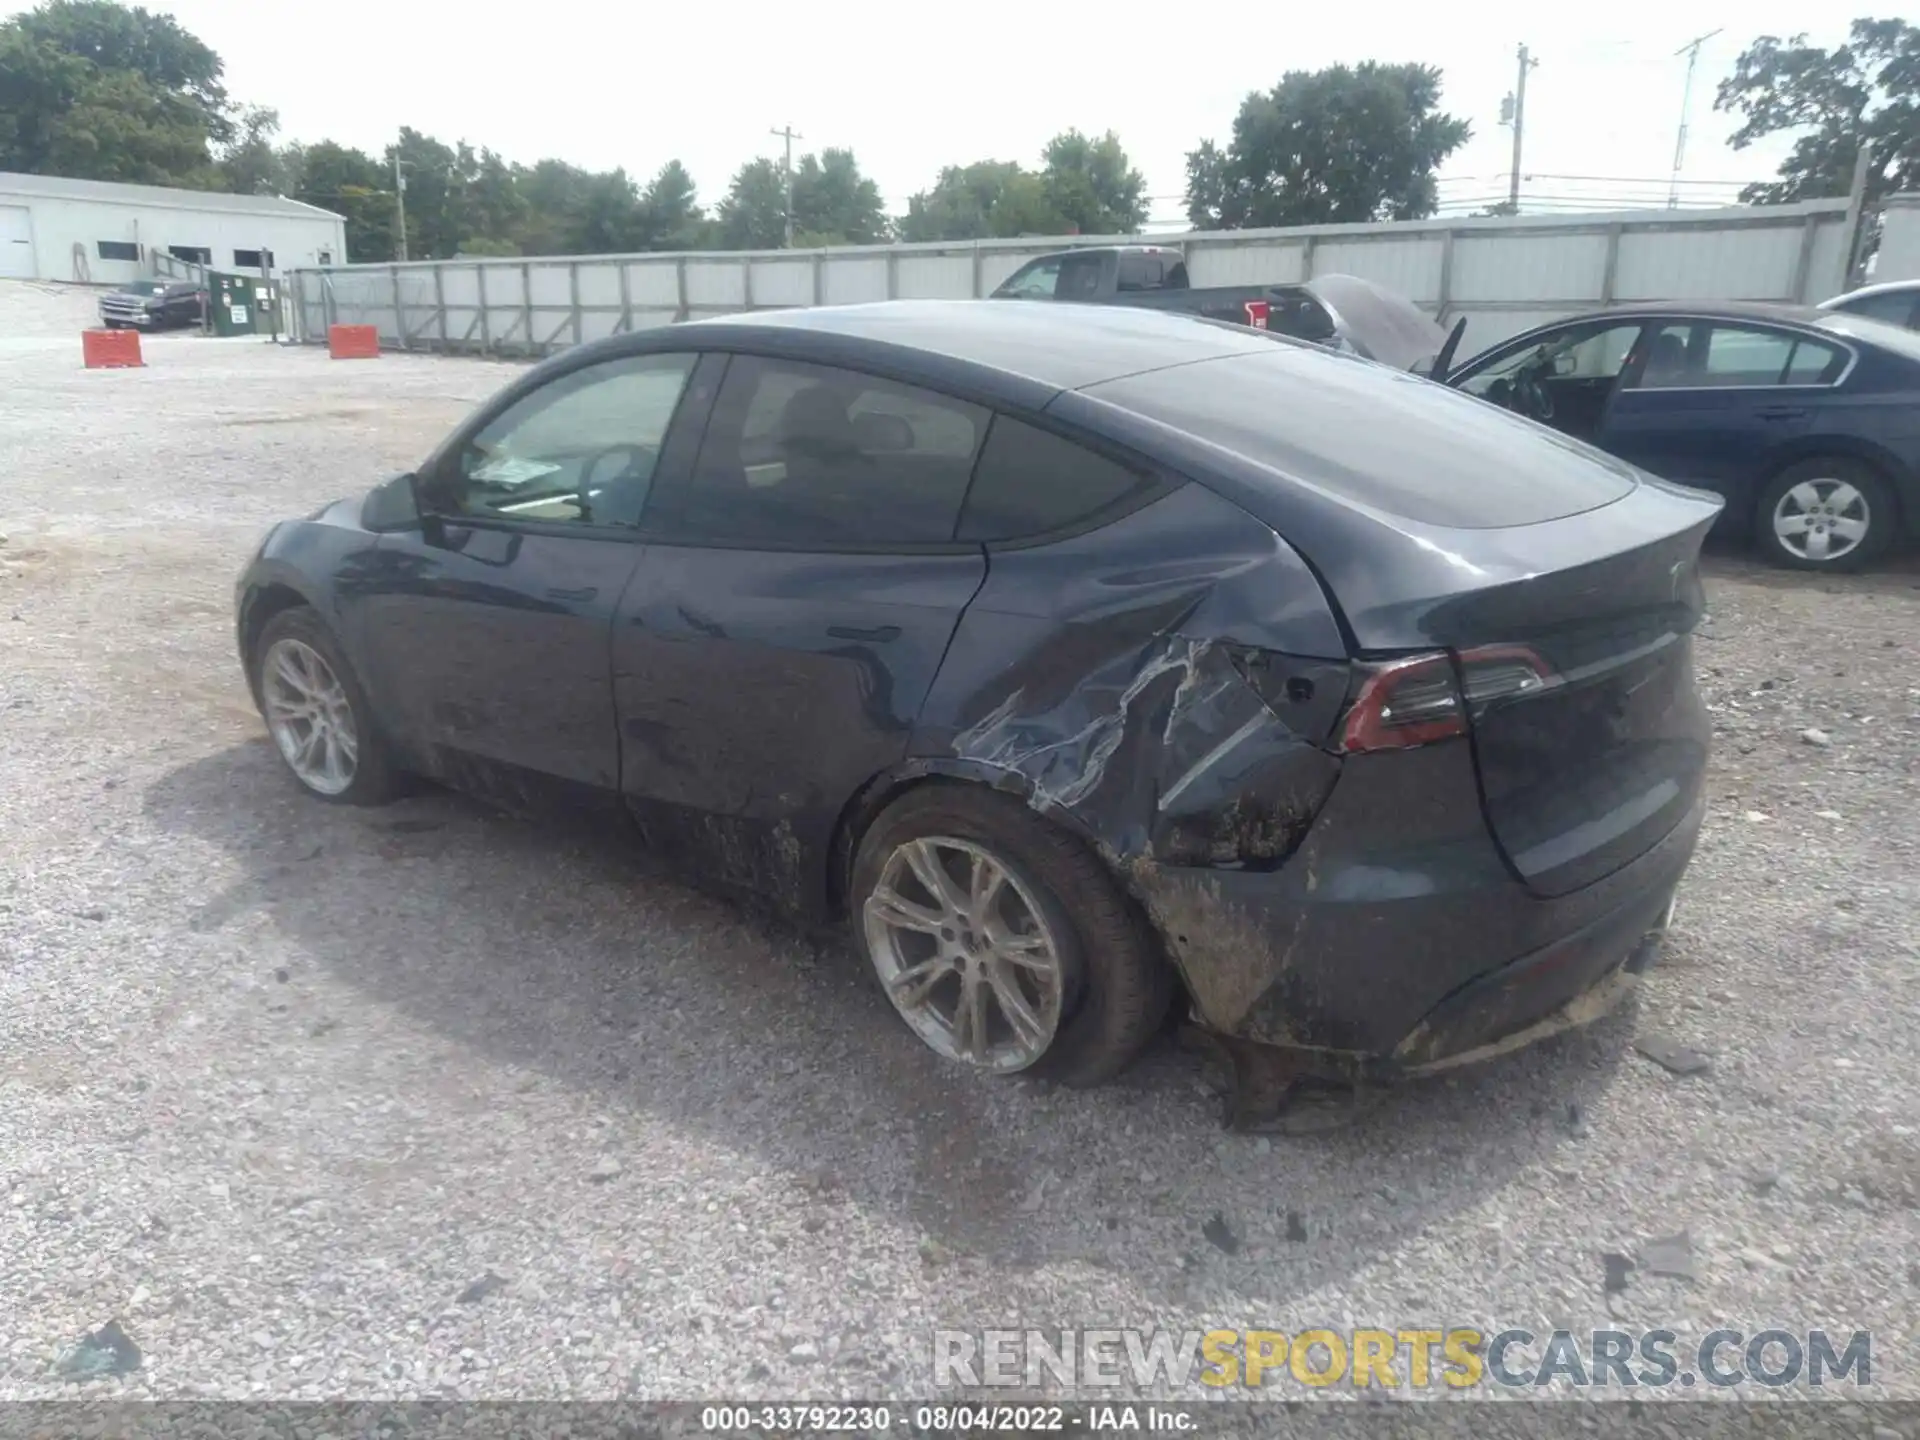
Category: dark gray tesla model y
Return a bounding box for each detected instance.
[236,301,1717,1097]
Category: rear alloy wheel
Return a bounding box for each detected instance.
[1756,458,1895,572]
[252,607,400,805]
[851,785,1172,1086]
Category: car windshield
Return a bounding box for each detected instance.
[1815,309,1920,362]
[122,281,166,295]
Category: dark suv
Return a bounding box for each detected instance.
[99,280,207,331]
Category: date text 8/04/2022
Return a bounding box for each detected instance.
[698,1404,1196,1433]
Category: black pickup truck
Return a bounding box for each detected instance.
[990,244,1460,375]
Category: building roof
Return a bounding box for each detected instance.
[0,170,342,222]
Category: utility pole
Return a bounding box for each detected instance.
[770,124,802,247]
[1668,29,1723,208]
[1502,44,1538,214]
[392,153,410,263]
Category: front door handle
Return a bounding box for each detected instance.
[1757,406,1809,421]
[827,624,901,644]
[545,586,597,603]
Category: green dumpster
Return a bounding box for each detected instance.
[209,274,259,336]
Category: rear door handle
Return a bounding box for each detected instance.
[545,586,597,603]
[1757,406,1808,421]
[828,624,901,643]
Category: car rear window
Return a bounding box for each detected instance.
[1084,348,1637,530]
[1816,310,1920,363]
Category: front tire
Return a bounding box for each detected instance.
[850,785,1173,1087]
[1754,457,1897,572]
[252,607,401,805]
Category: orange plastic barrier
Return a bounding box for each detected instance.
[82,328,144,368]
[328,324,381,359]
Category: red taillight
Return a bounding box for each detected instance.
[1338,646,1552,754]
[1243,299,1270,329]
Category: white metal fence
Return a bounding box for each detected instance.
[287,198,1859,362]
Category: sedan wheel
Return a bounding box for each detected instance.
[261,637,359,795]
[1756,458,1894,572]
[251,607,401,805]
[1771,477,1869,565]
[864,835,1066,1073]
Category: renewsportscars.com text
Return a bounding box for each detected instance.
[933,1327,1872,1391]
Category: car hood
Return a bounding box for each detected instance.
[1293,274,1450,374]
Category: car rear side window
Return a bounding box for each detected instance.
[661,355,988,548]
[959,418,1161,542]
[1086,349,1636,529]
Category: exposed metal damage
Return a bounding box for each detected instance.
[950,624,1345,1122]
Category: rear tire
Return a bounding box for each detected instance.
[252,607,402,805]
[1754,457,1897,572]
[850,784,1172,1087]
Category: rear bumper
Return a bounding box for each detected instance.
[1127,736,1704,1070]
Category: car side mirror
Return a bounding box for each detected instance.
[361,471,422,531]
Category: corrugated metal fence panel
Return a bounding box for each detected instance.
[897,252,975,298]
[1451,231,1611,303]
[1805,223,1852,301]
[1615,221,1808,301]
[750,257,814,306]
[627,260,680,307]
[684,259,746,307]
[1866,195,1920,286]
[1185,241,1307,286]
[823,256,889,305]
[1313,237,1443,303]
[288,200,1859,355]
[576,262,622,309]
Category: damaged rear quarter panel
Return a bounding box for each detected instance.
[914,483,1350,1032]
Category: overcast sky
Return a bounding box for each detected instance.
[13,0,1848,222]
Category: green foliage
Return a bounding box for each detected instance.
[1185,62,1471,228]
[718,148,890,248]
[900,131,1147,243]
[1039,129,1147,234]
[1715,18,1920,205]
[0,0,228,182]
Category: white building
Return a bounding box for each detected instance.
[0,171,348,284]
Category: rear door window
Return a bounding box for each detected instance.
[655,355,988,547]
[958,418,1163,541]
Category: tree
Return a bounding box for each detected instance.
[717,147,887,248]
[216,104,289,194]
[8,0,227,138]
[1715,18,1920,206]
[0,0,228,184]
[293,140,392,262]
[899,160,1062,241]
[637,160,706,250]
[1185,62,1471,228]
[1039,128,1147,234]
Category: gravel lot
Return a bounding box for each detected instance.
[2,279,1918,1406]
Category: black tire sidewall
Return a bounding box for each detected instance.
[1755,459,1897,572]
[252,607,398,805]
[849,784,1172,1086]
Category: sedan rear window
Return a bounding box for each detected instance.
[1085,349,1637,530]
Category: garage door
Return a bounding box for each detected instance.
[0,205,34,279]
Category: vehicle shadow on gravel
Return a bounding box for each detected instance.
[147,740,1639,1303]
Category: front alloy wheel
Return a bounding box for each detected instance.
[864,836,1066,1074]
[261,637,359,795]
